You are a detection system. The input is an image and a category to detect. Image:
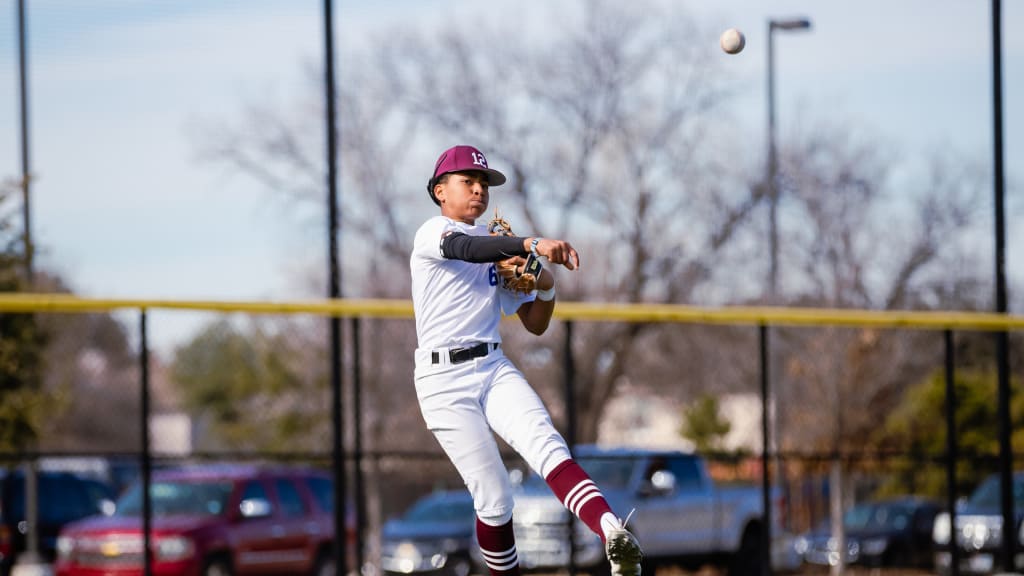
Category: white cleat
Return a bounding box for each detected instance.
[606,528,643,576]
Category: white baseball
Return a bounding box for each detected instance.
[720,28,745,54]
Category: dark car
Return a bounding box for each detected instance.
[0,470,117,575]
[381,490,476,576]
[796,496,941,569]
[55,464,340,576]
[932,471,1024,575]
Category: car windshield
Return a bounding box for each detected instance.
[968,475,1024,509]
[404,496,475,522]
[843,503,912,531]
[577,457,635,490]
[116,480,233,517]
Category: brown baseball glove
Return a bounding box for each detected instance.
[488,211,542,295]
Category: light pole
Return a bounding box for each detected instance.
[766,17,811,301]
[764,17,811,576]
[14,1,45,575]
[990,0,1013,572]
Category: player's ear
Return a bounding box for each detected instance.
[434,182,446,203]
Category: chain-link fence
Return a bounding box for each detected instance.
[0,296,1021,576]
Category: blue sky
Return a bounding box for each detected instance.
[0,0,1020,352]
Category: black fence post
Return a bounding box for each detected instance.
[352,317,365,574]
[944,329,960,576]
[140,310,153,576]
[564,320,577,576]
[321,0,346,573]
[759,325,773,576]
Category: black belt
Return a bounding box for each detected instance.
[432,342,500,365]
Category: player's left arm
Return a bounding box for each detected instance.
[516,267,556,335]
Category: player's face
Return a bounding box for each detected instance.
[436,171,490,223]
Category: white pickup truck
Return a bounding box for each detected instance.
[475,445,800,575]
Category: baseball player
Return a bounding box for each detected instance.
[409,145,643,576]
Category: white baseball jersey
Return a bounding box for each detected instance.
[410,215,533,350]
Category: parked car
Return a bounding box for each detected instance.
[471,445,800,576]
[55,464,339,576]
[38,456,140,499]
[381,489,477,576]
[0,469,117,576]
[795,496,940,569]
[933,471,1024,575]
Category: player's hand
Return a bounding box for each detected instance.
[533,238,580,270]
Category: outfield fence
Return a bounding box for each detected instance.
[0,294,1022,576]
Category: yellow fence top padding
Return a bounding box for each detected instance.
[0,293,1022,331]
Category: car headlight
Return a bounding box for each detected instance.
[794,536,809,555]
[155,536,195,561]
[396,540,443,557]
[847,540,860,559]
[57,536,75,560]
[862,537,888,556]
[388,541,450,573]
[394,541,424,562]
[934,512,951,545]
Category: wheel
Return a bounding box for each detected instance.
[445,553,472,576]
[312,552,335,576]
[727,523,762,576]
[203,557,233,576]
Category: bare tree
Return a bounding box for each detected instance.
[196,0,758,444]
[776,119,988,449]
[366,0,762,440]
[764,119,991,544]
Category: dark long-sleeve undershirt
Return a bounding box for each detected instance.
[440,232,529,263]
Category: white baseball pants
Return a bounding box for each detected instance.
[414,347,571,522]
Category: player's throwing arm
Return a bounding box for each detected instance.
[529,237,580,270]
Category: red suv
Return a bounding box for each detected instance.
[55,464,338,576]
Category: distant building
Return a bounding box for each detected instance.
[598,392,692,450]
[598,391,774,454]
[150,412,193,455]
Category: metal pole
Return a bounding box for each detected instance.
[766,23,778,301]
[322,1,346,574]
[564,321,577,576]
[829,458,845,576]
[764,18,810,300]
[759,325,773,576]
[140,311,153,576]
[944,330,960,576]
[17,0,32,281]
[352,317,365,574]
[14,1,41,568]
[990,0,1014,571]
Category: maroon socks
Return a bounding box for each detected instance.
[476,517,520,575]
[544,458,616,542]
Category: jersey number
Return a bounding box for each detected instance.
[488,264,498,286]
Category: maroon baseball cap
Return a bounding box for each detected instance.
[426,145,507,205]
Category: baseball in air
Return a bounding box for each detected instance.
[720,28,745,54]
